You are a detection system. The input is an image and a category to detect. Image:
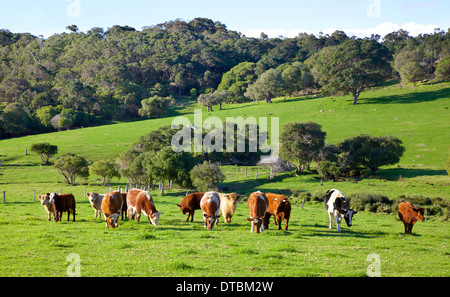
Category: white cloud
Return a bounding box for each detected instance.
[245,22,438,39]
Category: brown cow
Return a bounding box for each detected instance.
[219,193,243,223]
[101,192,124,228]
[127,189,162,226]
[264,193,291,231]
[177,192,205,222]
[200,191,221,230]
[49,193,76,222]
[38,194,54,221]
[398,202,425,234]
[246,191,269,233]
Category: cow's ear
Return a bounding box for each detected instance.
[246,218,252,222]
[176,204,181,208]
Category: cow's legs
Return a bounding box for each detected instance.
[328,212,334,229]
[335,212,341,232]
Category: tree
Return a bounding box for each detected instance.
[0,103,31,136]
[138,96,171,118]
[279,122,326,175]
[308,39,392,104]
[282,62,303,97]
[217,62,257,102]
[394,47,428,87]
[338,135,405,175]
[244,69,285,103]
[435,56,450,80]
[89,160,120,186]
[53,153,89,185]
[30,143,58,165]
[197,93,221,112]
[150,147,195,188]
[189,161,225,191]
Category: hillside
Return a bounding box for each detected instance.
[0,82,449,201]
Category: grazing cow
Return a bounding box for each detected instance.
[86,192,105,218]
[324,189,357,232]
[38,194,54,221]
[398,202,425,234]
[177,192,205,222]
[219,193,243,223]
[200,191,221,230]
[264,193,291,231]
[101,192,124,228]
[49,193,76,222]
[127,189,162,226]
[246,191,269,233]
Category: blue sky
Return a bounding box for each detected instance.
[0,0,449,38]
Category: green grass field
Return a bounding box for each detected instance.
[0,82,449,277]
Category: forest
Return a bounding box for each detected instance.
[0,17,449,138]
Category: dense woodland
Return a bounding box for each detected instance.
[0,17,449,138]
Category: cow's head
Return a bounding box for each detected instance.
[149,211,162,226]
[49,193,57,204]
[204,213,219,230]
[413,207,425,222]
[177,203,188,215]
[86,192,97,203]
[38,194,51,206]
[224,193,243,205]
[273,197,289,214]
[247,216,265,233]
[343,209,357,227]
[106,213,120,228]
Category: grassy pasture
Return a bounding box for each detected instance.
[0,193,448,277]
[0,82,449,277]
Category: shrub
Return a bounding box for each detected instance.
[349,192,392,213]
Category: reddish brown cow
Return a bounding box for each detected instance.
[127,189,162,226]
[264,193,291,231]
[246,191,269,233]
[49,193,76,222]
[200,191,221,230]
[177,192,205,222]
[398,201,425,234]
[101,192,124,228]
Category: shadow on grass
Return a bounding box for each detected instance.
[360,88,450,105]
[378,168,448,179]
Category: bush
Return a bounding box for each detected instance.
[349,192,392,213]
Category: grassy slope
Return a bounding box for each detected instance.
[0,82,449,277]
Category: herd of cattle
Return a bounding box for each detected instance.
[37,188,426,234]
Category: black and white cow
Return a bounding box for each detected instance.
[324,189,357,232]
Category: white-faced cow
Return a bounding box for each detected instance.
[49,193,76,222]
[86,192,105,218]
[127,189,162,226]
[200,191,221,230]
[101,191,124,228]
[324,189,357,232]
[38,194,54,221]
[246,191,269,233]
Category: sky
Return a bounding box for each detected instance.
[0,0,449,39]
